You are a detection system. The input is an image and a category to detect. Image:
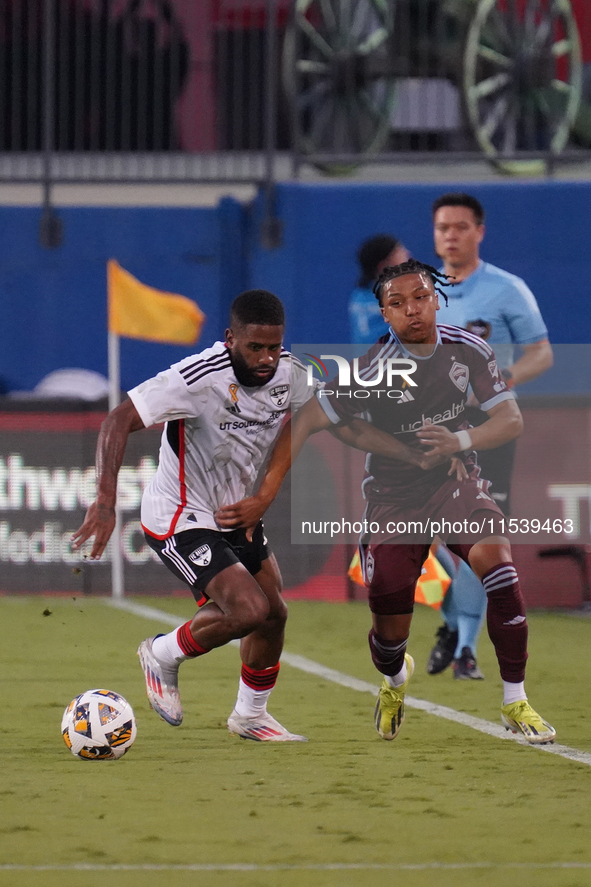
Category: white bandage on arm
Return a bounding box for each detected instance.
[454,429,473,452]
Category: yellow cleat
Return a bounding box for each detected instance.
[374,654,415,741]
[501,700,556,744]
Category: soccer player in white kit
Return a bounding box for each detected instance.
[73,290,318,741]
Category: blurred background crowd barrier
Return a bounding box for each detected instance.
[0,390,589,606]
[1,0,591,190]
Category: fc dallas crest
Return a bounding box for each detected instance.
[270,384,289,407]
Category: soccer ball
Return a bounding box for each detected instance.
[61,689,137,760]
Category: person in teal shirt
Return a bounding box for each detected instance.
[349,234,409,344]
[428,193,553,680]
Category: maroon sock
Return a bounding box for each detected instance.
[482,563,528,683]
[368,629,407,677]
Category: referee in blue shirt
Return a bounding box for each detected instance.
[427,193,553,680]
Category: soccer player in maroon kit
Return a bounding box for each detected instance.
[217,259,556,745]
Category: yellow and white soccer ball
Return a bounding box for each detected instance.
[61,689,137,760]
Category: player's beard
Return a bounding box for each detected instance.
[230,350,277,387]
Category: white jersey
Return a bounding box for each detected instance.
[128,341,316,538]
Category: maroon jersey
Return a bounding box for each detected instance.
[318,324,514,506]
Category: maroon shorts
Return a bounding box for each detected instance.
[359,541,473,616]
[364,472,503,545]
[359,474,505,616]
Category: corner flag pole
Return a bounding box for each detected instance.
[108,330,124,600]
[106,259,204,602]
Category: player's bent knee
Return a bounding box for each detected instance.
[468,538,512,578]
[266,596,288,628]
[253,597,287,636]
[233,594,271,637]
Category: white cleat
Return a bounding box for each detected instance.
[137,636,183,726]
[227,709,308,742]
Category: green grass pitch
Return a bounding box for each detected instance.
[1,595,591,887]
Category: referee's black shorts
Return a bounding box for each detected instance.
[145,522,271,603]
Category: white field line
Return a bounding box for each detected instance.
[2,862,591,873]
[106,599,591,767]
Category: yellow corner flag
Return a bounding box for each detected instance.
[415,550,451,610]
[348,550,365,586]
[348,547,451,610]
[108,259,205,345]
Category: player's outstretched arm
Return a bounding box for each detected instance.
[417,398,523,458]
[215,394,428,532]
[330,419,423,466]
[215,393,468,534]
[332,419,469,480]
[333,421,467,477]
[71,399,145,559]
[215,395,332,531]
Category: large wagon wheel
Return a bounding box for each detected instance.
[283,0,397,168]
[464,0,582,174]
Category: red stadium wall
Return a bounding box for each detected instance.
[510,401,591,609]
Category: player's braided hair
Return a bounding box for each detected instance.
[373,258,453,306]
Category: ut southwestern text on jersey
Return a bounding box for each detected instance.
[218,413,283,433]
